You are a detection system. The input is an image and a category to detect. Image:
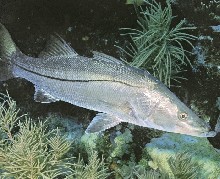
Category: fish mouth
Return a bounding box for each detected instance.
[200,117,220,137]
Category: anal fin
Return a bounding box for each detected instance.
[85,113,121,133]
[34,87,59,103]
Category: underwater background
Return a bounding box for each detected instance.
[0,0,220,178]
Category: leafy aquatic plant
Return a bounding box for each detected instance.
[115,161,170,179]
[119,0,197,86]
[0,92,25,141]
[0,93,111,178]
[134,168,166,179]
[168,152,202,179]
[0,119,73,178]
[69,151,110,179]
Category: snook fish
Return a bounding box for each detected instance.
[0,23,217,137]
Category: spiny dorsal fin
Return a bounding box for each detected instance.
[39,34,78,58]
[92,51,127,65]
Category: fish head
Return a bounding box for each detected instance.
[148,93,216,137]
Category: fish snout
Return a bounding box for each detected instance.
[199,121,219,137]
[202,117,220,137]
[191,121,216,137]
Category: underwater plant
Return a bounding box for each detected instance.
[0,93,111,178]
[134,168,166,179]
[119,0,197,86]
[115,161,170,179]
[0,92,25,141]
[69,151,110,179]
[0,95,73,178]
[1,121,74,178]
[168,152,202,179]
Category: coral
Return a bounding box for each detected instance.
[107,128,163,179]
[118,0,196,86]
[89,127,134,163]
[110,128,133,159]
[78,127,137,178]
[80,133,100,153]
[145,133,220,178]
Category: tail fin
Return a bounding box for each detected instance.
[0,23,17,81]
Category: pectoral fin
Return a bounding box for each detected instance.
[85,113,121,133]
[34,87,59,103]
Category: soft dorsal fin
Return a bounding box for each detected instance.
[92,51,127,65]
[39,34,78,58]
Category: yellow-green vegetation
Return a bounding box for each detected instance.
[134,168,162,179]
[114,151,202,179]
[0,120,73,178]
[146,133,220,178]
[119,0,197,86]
[168,152,202,179]
[69,152,110,179]
[0,93,110,179]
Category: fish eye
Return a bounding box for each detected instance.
[179,112,188,120]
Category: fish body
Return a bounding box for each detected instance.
[0,23,217,137]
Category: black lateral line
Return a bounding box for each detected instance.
[14,63,136,87]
